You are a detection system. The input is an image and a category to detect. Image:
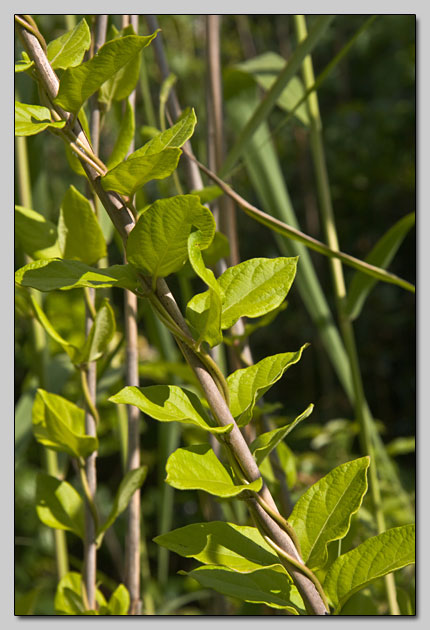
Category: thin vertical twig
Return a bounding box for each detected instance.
[122,14,142,615]
[294,14,400,615]
[82,14,108,610]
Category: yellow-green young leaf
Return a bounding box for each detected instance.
[289,457,370,570]
[58,186,106,265]
[250,404,314,466]
[109,385,232,435]
[182,565,304,613]
[133,108,197,156]
[47,18,91,69]
[36,473,85,539]
[219,257,297,328]
[345,212,415,321]
[15,102,66,136]
[15,258,140,292]
[186,231,223,348]
[166,444,263,497]
[324,524,415,614]
[227,345,308,426]
[54,32,158,113]
[101,148,181,197]
[106,100,135,170]
[15,206,61,259]
[55,572,107,615]
[97,467,147,541]
[78,299,116,364]
[202,231,230,267]
[126,195,215,282]
[15,52,33,73]
[236,52,310,126]
[32,389,98,458]
[107,585,130,615]
[154,521,281,573]
[98,24,143,107]
[30,295,80,363]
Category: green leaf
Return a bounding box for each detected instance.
[98,25,143,107]
[54,572,107,615]
[15,205,61,259]
[30,295,80,363]
[15,52,33,73]
[154,521,281,573]
[186,231,223,348]
[58,186,106,264]
[126,195,215,282]
[97,467,147,541]
[289,457,370,570]
[15,102,66,136]
[227,345,308,426]
[32,389,98,458]
[15,258,140,292]
[47,18,91,69]
[250,404,314,466]
[236,52,310,125]
[101,148,181,197]
[166,444,263,497]
[135,108,197,155]
[109,385,232,435]
[106,100,135,170]
[54,32,158,113]
[324,524,415,613]
[346,213,415,320]
[78,299,116,364]
[182,565,304,613]
[36,473,85,539]
[107,584,130,615]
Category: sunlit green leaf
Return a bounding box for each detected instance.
[54,572,107,615]
[15,102,66,136]
[36,473,85,539]
[154,521,281,572]
[107,584,130,615]
[32,389,98,458]
[324,524,415,613]
[109,385,232,435]
[15,258,140,292]
[58,186,106,264]
[54,32,158,112]
[289,457,370,570]
[47,18,91,69]
[101,148,181,197]
[15,205,61,259]
[250,404,314,465]
[78,298,116,364]
[98,24,143,106]
[186,230,223,348]
[166,444,263,497]
[106,100,135,170]
[126,195,215,282]
[227,345,308,426]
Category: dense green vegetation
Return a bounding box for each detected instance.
[15,14,415,615]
